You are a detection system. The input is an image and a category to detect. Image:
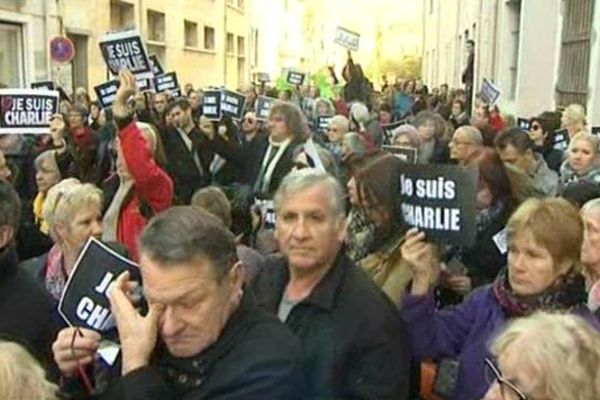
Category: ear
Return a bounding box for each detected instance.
[0,226,14,249]
[228,261,245,297]
[54,223,69,244]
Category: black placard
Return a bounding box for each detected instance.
[31,81,55,91]
[58,238,140,333]
[316,115,333,134]
[0,89,59,134]
[136,77,155,93]
[94,80,120,108]
[202,90,222,120]
[383,145,418,164]
[99,30,153,80]
[254,198,276,230]
[592,126,600,139]
[153,72,179,95]
[398,164,478,246]
[553,128,569,151]
[220,90,246,120]
[517,117,531,131]
[381,120,407,145]
[149,54,164,76]
[256,96,276,121]
[287,71,306,86]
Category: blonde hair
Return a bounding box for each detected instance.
[191,186,232,228]
[507,197,582,270]
[569,132,600,156]
[0,340,58,400]
[42,178,103,240]
[563,103,587,129]
[491,312,600,400]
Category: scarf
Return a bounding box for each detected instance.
[71,127,94,150]
[33,192,50,235]
[102,178,134,243]
[45,244,67,301]
[492,267,587,317]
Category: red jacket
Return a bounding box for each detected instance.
[117,122,173,260]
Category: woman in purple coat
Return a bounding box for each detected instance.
[400,197,600,400]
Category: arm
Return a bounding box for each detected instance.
[100,367,173,400]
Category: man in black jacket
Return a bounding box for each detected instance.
[0,179,58,370]
[252,169,411,399]
[53,205,303,399]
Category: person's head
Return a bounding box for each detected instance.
[347,153,403,228]
[184,83,194,96]
[405,80,416,94]
[171,98,193,130]
[440,83,449,96]
[466,39,475,54]
[132,92,146,112]
[67,104,88,130]
[348,102,370,131]
[391,124,420,149]
[561,103,587,133]
[191,186,232,229]
[494,128,536,172]
[562,180,600,209]
[89,101,101,120]
[188,89,203,110]
[327,115,350,144]
[0,149,11,182]
[451,99,465,117]
[413,110,446,142]
[240,84,257,105]
[568,132,599,174]
[485,312,600,400]
[34,150,61,195]
[274,169,346,273]
[154,92,168,115]
[291,143,339,178]
[472,103,490,126]
[267,101,309,142]
[313,97,334,117]
[116,122,160,179]
[528,111,560,147]
[378,103,393,125]
[474,148,512,211]
[308,86,320,99]
[278,89,292,101]
[241,111,260,135]
[138,206,243,358]
[74,87,90,106]
[506,198,582,296]
[448,126,483,165]
[0,340,58,400]
[0,179,20,248]
[580,198,600,280]
[43,179,103,253]
[341,132,367,159]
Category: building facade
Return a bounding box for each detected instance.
[0,0,252,95]
[422,0,600,125]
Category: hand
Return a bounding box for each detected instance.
[52,327,101,377]
[445,275,472,296]
[401,228,439,295]
[107,271,164,375]
[49,114,66,146]
[113,69,138,117]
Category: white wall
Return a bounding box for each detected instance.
[587,1,600,126]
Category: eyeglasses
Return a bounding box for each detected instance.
[243,118,256,124]
[484,358,530,400]
[449,139,474,146]
[531,124,541,131]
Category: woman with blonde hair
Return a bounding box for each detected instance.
[484,312,600,400]
[561,103,588,139]
[559,132,600,191]
[0,340,58,400]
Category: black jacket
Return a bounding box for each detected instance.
[0,244,58,370]
[253,138,304,199]
[160,126,213,204]
[251,253,411,400]
[64,292,305,400]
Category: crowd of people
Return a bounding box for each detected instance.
[1,50,600,400]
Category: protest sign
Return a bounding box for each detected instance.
[220,90,246,120]
[479,78,501,105]
[316,115,333,135]
[334,27,360,51]
[94,80,120,108]
[382,145,418,164]
[256,96,276,121]
[0,89,59,134]
[286,71,306,86]
[517,117,531,131]
[149,54,164,76]
[58,238,141,333]
[553,128,569,151]
[154,72,179,96]
[254,198,276,230]
[99,30,153,80]
[202,90,222,120]
[31,81,55,91]
[381,120,407,145]
[136,77,155,93]
[399,164,478,246]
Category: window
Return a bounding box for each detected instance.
[556,0,595,106]
[226,32,234,54]
[147,45,165,66]
[184,20,198,48]
[0,22,24,87]
[507,0,521,99]
[204,26,215,50]
[147,9,166,42]
[110,0,135,30]
[237,36,245,56]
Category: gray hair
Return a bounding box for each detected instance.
[329,115,350,134]
[581,198,600,216]
[138,206,238,282]
[0,180,21,232]
[455,125,484,146]
[342,132,367,156]
[274,169,345,219]
[34,150,60,176]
